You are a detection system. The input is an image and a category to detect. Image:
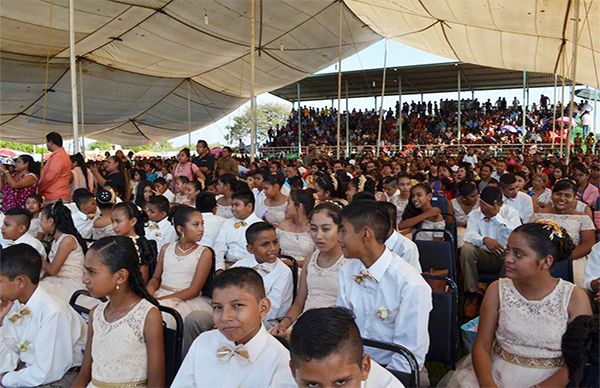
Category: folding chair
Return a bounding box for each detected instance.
[280,254,299,301]
[441,212,458,251]
[413,229,457,281]
[362,338,420,388]
[551,259,574,283]
[69,289,106,323]
[159,305,184,387]
[202,246,217,298]
[422,274,459,370]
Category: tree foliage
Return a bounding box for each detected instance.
[0,141,47,154]
[225,102,290,144]
[87,140,174,152]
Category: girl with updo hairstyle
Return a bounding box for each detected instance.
[345,175,376,203]
[92,188,117,240]
[445,220,592,388]
[276,189,317,265]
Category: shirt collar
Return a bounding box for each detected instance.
[237,213,259,223]
[14,233,30,244]
[385,231,399,247]
[23,285,46,313]
[157,217,171,228]
[76,210,89,221]
[361,248,392,282]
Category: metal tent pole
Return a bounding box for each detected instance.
[249,0,257,162]
[187,79,192,150]
[376,39,388,157]
[68,0,79,152]
[398,76,402,151]
[522,71,527,153]
[565,0,580,166]
[560,55,566,156]
[345,78,349,156]
[78,59,85,153]
[552,73,558,151]
[297,83,301,156]
[335,0,343,159]
[457,68,461,147]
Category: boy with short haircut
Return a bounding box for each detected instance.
[377,201,421,272]
[144,195,177,251]
[196,192,226,249]
[171,267,295,387]
[290,307,404,388]
[232,222,293,323]
[214,190,262,271]
[337,203,432,380]
[0,244,87,387]
[1,209,47,260]
[67,188,97,239]
[252,169,269,218]
[153,177,175,202]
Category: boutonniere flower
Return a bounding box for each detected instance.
[18,340,31,353]
[376,307,390,321]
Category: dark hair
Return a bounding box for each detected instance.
[348,176,376,194]
[26,194,43,206]
[111,202,157,274]
[188,180,203,193]
[175,175,190,185]
[245,221,276,245]
[499,173,517,186]
[382,176,398,186]
[315,174,337,198]
[341,202,389,244]
[109,156,131,200]
[562,315,599,388]
[46,132,63,147]
[512,222,575,264]
[73,188,94,210]
[290,189,315,216]
[264,173,285,187]
[4,208,33,229]
[153,177,167,187]
[42,201,88,254]
[147,195,170,214]
[290,307,362,368]
[131,168,147,182]
[310,202,343,226]
[0,244,42,284]
[197,140,208,148]
[196,192,217,213]
[458,182,478,198]
[17,154,40,176]
[572,162,589,176]
[288,176,304,191]
[223,146,233,154]
[113,202,147,237]
[232,190,255,209]
[377,201,397,235]
[134,181,154,208]
[552,179,578,194]
[179,147,191,159]
[480,186,503,205]
[173,206,201,235]
[214,267,266,300]
[218,173,239,192]
[95,188,116,210]
[401,183,432,224]
[89,236,158,305]
[352,191,376,202]
[70,153,89,189]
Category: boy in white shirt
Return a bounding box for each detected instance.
[67,188,97,239]
[144,195,177,251]
[171,267,296,388]
[0,244,86,387]
[153,177,175,202]
[499,173,534,223]
[337,202,432,383]
[232,222,293,324]
[290,307,404,388]
[1,209,47,260]
[196,192,226,249]
[378,201,421,272]
[214,190,262,271]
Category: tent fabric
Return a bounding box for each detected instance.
[344,0,600,89]
[0,0,380,145]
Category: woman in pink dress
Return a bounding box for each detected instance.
[173,148,204,182]
[0,155,39,211]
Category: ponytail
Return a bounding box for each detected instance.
[42,201,88,254]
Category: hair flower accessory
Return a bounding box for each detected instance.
[376,307,390,321]
[330,174,339,191]
[358,175,367,192]
[534,219,564,240]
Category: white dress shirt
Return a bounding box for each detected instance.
[0,286,86,387]
[337,249,432,373]
[364,361,405,388]
[232,257,293,321]
[503,191,534,223]
[252,188,267,219]
[144,217,177,252]
[67,202,95,240]
[584,241,600,291]
[214,213,262,270]
[171,326,296,388]
[200,212,226,249]
[463,205,522,249]
[384,231,421,272]
[161,189,175,203]
[7,233,47,260]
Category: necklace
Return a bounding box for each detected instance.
[176,242,196,255]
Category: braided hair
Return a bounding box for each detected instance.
[562,315,599,388]
[89,236,158,306]
[42,201,88,254]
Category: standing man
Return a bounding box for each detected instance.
[216,146,238,176]
[193,140,215,176]
[38,132,72,202]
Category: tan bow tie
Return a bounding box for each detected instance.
[216,344,250,362]
[253,264,271,274]
[148,224,159,230]
[353,270,376,285]
[234,221,247,229]
[8,307,32,323]
[87,214,95,220]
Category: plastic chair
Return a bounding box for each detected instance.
[159,305,184,387]
[412,229,457,281]
[202,246,217,298]
[551,259,574,283]
[69,289,106,323]
[362,338,420,388]
[280,254,299,301]
[422,274,458,369]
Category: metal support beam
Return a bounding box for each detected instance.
[297,82,301,156]
[457,68,461,147]
[566,0,580,165]
[68,0,79,153]
[398,76,402,151]
[522,71,527,153]
[249,0,257,161]
[345,78,349,157]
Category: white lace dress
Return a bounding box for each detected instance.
[216,203,233,219]
[92,224,115,240]
[304,250,348,312]
[41,233,85,301]
[263,203,287,226]
[89,299,155,387]
[413,219,446,241]
[530,213,595,287]
[276,228,316,261]
[444,278,574,388]
[154,243,212,319]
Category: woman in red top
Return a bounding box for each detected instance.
[0,155,39,211]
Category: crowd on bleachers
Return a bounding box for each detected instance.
[265,96,597,150]
[1,130,599,387]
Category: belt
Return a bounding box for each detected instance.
[493,342,564,369]
[91,378,147,387]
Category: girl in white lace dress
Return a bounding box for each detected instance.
[443,221,592,388]
[39,201,88,301]
[398,183,445,241]
[215,173,237,219]
[73,236,165,388]
[147,206,213,319]
[263,173,288,226]
[276,189,316,263]
[92,189,116,241]
[271,202,348,336]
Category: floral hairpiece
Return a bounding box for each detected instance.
[357,175,367,192]
[534,219,564,240]
[325,200,343,209]
[129,235,142,265]
[330,174,338,191]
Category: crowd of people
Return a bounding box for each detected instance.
[265,96,597,151]
[0,130,599,387]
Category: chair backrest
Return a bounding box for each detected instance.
[422,274,458,369]
[69,289,106,323]
[362,338,420,388]
[158,305,184,387]
[202,246,217,298]
[280,254,299,301]
[551,259,574,283]
[441,212,458,250]
[412,229,457,280]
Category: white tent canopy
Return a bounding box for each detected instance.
[1,0,598,145]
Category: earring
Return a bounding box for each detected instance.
[116,284,120,290]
